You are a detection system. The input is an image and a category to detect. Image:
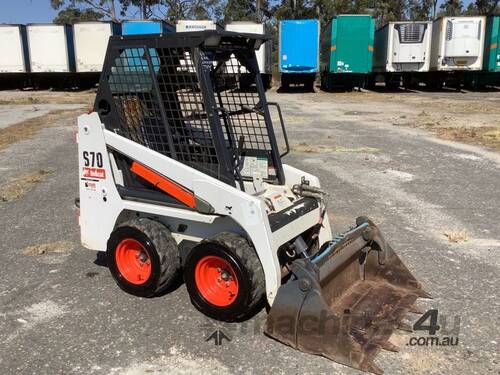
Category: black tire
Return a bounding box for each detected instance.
[184,232,265,322]
[107,218,180,297]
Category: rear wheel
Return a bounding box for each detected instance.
[107,218,180,297]
[184,232,265,322]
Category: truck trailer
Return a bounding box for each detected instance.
[175,20,222,32]
[464,15,500,88]
[0,24,30,88]
[122,20,174,35]
[320,15,375,91]
[73,22,121,73]
[373,21,432,89]
[26,24,75,73]
[225,21,272,89]
[279,19,319,90]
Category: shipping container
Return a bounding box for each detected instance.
[320,15,374,90]
[26,24,75,73]
[73,22,121,72]
[122,20,174,35]
[430,16,486,71]
[175,20,222,32]
[374,21,432,73]
[0,24,30,73]
[225,21,272,89]
[279,19,319,89]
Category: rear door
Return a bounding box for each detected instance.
[445,18,482,58]
[280,20,319,73]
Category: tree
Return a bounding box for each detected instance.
[53,7,104,23]
[439,0,464,16]
[51,0,119,21]
[408,0,433,20]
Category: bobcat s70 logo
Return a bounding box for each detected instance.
[82,151,106,180]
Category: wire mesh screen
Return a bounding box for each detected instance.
[104,40,278,185]
[108,46,221,181]
[211,54,277,180]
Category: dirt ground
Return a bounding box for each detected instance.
[0,87,499,375]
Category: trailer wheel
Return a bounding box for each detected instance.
[107,218,180,297]
[184,232,265,322]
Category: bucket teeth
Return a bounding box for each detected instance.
[408,304,424,314]
[380,340,399,352]
[361,361,384,375]
[397,322,413,332]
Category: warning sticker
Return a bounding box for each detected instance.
[82,167,106,180]
[241,156,268,179]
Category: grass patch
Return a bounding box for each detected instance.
[437,126,500,151]
[443,229,470,243]
[23,241,74,255]
[0,109,80,151]
[290,142,379,153]
[0,170,53,202]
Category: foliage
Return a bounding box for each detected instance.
[50,0,500,25]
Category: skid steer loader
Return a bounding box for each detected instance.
[76,30,429,374]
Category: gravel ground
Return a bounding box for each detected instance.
[0,89,498,375]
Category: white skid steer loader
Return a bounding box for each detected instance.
[76,30,429,374]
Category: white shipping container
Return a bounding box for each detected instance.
[430,16,486,71]
[27,24,75,73]
[225,22,271,74]
[374,21,432,72]
[0,25,29,73]
[74,22,118,72]
[175,20,221,32]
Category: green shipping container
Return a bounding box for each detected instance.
[484,15,500,72]
[321,15,375,75]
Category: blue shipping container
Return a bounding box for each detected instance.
[279,19,319,73]
[122,21,174,35]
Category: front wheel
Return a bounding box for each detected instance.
[184,232,265,322]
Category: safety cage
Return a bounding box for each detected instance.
[94,30,287,194]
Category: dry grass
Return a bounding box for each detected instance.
[0,109,80,151]
[443,229,470,243]
[0,170,53,202]
[290,142,378,153]
[0,90,95,105]
[437,127,500,151]
[23,240,74,256]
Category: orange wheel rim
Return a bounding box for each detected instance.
[115,238,152,285]
[194,255,239,307]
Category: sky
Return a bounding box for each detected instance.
[0,0,476,24]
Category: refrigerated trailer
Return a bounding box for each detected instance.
[225,21,272,89]
[320,15,374,91]
[430,16,486,71]
[279,19,319,90]
[74,22,121,72]
[26,24,75,73]
[373,21,433,88]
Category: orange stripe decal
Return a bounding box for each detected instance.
[368,45,374,52]
[491,43,497,49]
[331,45,336,51]
[130,162,196,208]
